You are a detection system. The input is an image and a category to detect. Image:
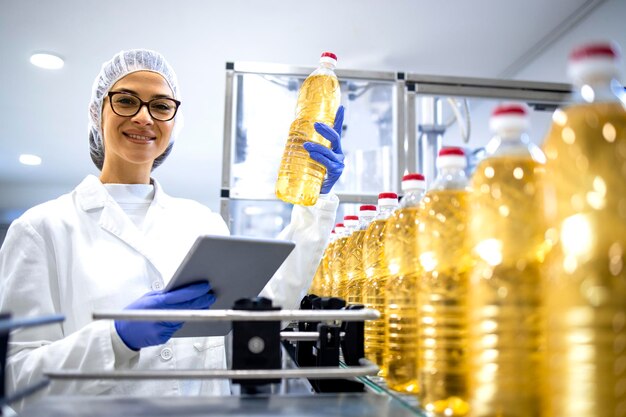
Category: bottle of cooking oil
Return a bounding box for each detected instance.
[320,226,342,297]
[418,148,472,416]
[330,216,359,298]
[309,260,323,296]
[363,192,399,372]
[344,205,378,305]
[275,52,342,206]
[541,42,626,417]
[384,173,426,394]
[309,230,337,296]
[468,104,546,417]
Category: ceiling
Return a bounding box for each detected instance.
[0,0,623,223]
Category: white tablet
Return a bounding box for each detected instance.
[165,234,295,337]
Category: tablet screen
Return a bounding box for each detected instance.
[166,235,295,337]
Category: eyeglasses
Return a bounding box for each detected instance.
[107,91,181,121]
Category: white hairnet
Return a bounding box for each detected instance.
[88,49,183,171]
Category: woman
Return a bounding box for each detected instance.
[0,49,345,410]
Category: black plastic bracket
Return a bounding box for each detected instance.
[340,304,365,366]
[231,297,281,394]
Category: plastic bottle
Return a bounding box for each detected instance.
[541,42,626,417]
[309,260,323,296]
[321,224,343,297]
[330,216,359,298]
[275,52,342,206]
[468,104,547,417]
[384,173,426,394]
[418,148,472,416]
[344,205,378,305]
[363,192,399,372]
[309,230,336,296]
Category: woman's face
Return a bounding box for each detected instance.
[101,71,175,176]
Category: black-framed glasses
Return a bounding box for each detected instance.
[107,91,181,121]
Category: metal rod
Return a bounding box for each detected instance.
[414,83,570,104]
[406,86,417,175]
[45,359,379,381]
[280,331,346,341]
[93,309,380,322]
[395,75,406,192]
[0,315,64,333]
[405,72,570,92]
[231,62,397,81]
[419,96,443,188]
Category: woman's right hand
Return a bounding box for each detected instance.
[114,282,215,350]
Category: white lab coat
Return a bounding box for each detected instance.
[0,175,338,410]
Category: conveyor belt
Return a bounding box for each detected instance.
[18,393,419,417]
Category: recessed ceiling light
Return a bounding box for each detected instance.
[30,53,64,70]
[19,154,42,166]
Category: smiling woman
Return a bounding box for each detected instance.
[99,71,176,184]
[0,48,344,411]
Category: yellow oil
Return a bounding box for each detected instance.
[418,190,472,416]
[346,229,368,305]
[541,102,626,417]
[469,157,547,417]
[309,259,324,295]
[330,234,350,298]
[363,218,392,372]
[343,230,367,304]
[384,206,422,394]
[319,242,335,297]
[275,74,341,206]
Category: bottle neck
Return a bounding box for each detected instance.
[358,215,376,230]
[343,222,359,235]
[573,77,621,103]
[400,189,425,208]
[432,166,468,190]
[376,205,397,220]
[489,131,532,155]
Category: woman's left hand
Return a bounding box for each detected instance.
[304,105,345,194]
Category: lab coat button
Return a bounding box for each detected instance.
[160,347,173,361]
[152,282,163,291]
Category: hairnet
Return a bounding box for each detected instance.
[88,49,183,171]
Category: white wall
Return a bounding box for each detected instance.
[514,0,626,83]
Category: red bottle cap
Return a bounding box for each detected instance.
[378,192,398,199]
[321,52,338,61]
[359,205,377,211]
[570,42,619,61]
[402,173,425,181]
[492,103,527,117]
[344,215,359,221]
[438,147,465,157]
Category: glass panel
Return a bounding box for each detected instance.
[337,81,397,195]
[227,199,292,237]
[412,95,556,178]
[227,199,368,238]
[230,73,397,199]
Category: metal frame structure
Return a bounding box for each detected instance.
[220,62,402,226]
[221,62,571,225]
[404,74,571,186]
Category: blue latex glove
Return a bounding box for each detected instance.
[114,282,215,351]
[304,105,345,194]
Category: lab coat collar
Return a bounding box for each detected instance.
[74,175,171,278]
[76,175,169,211]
